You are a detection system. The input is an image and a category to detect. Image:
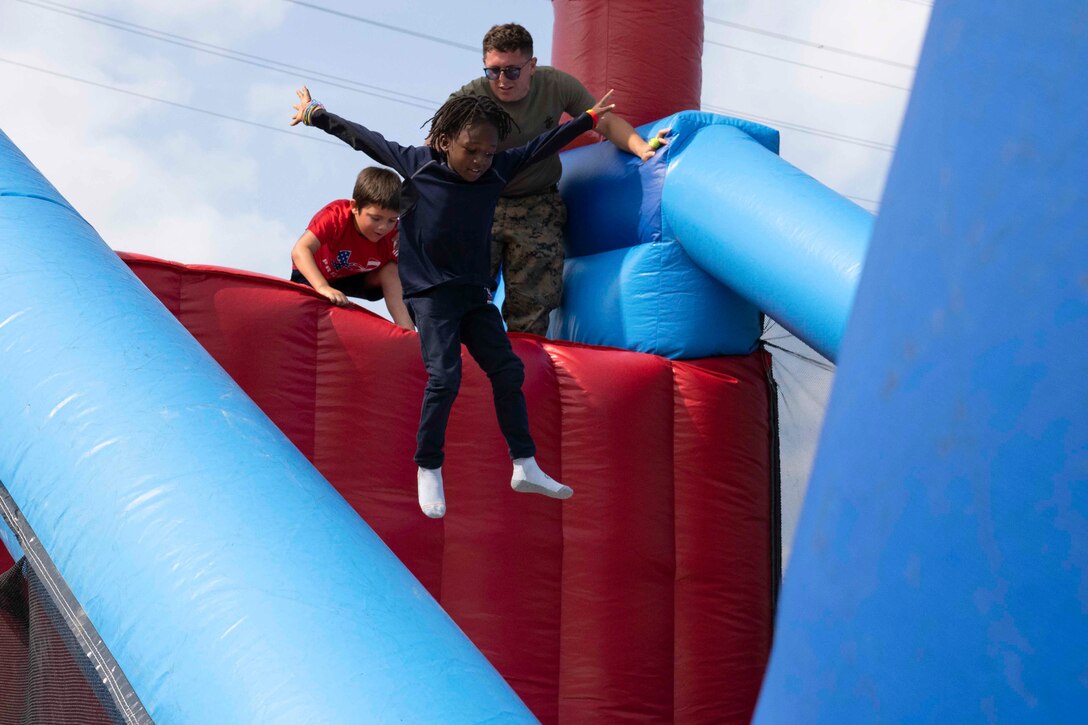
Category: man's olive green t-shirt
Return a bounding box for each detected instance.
[452,67,597,198]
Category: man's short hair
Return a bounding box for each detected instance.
[352,167,401,211]
[482,23,533,57]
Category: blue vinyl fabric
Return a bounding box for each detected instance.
[663,125,873,362]
[560,239,760,358]
[756,1,1088,722]
[0,130,534,723]
[554,110,869,361]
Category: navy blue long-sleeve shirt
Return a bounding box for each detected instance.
[311,108,594,297]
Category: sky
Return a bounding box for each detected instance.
[0,0,932,559]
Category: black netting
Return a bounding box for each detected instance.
[0,559,127,724]
[762,318,836,568]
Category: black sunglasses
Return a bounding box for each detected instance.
[483,59,532,81]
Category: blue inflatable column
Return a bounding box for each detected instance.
[756,1,1088,721]
[0,130,534,723]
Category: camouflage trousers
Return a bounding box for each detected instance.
[490,189,567,336]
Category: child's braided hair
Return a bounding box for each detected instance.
[423,95,517,152]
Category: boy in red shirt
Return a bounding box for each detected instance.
[290,167,413,329]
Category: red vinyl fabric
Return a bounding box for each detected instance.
[550,0,703,132]
[122,253,773,724]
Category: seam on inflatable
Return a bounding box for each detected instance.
[668,358,680,722]
[760,347,784,628]
[308,298,321,465]
[0,191,74,211]
[540,339,565,719]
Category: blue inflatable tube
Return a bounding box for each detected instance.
[557,111,870,359]
[0,130,533,723]
[554,112,775,358]
[556,111,872,362]
[663,124,873,361]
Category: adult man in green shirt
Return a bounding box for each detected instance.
[452,23,668,336]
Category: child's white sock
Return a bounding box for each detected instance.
[417,466,446,518]
[511,457,573,499]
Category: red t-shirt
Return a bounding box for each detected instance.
[294,199,399,280]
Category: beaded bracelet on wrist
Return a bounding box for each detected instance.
[302,100,325,126]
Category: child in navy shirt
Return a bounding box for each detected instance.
[291,86,614,518]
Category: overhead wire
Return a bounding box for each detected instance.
[701,12,912,207]
[705,16,917,70]
[11,1,903,193]
[701,103,896,152]
[281,0,479,54]
[0,57,342,147]
[16,0,440,111]
[705,39,910,92]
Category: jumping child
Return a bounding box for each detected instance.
[290,85,614,518]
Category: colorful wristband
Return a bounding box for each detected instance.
[585,108,599,128]
[302,100,325,126]
[648,136,663,150]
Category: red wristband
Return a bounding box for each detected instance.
[586,109,599,128]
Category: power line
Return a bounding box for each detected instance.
[705,39,910,91]
[705,16,917,70]
[281,0,478,54]
[702,103,896,152]
[0,56,342,147]
[17,0,439,111]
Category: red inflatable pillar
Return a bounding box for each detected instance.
[551,0,703,127]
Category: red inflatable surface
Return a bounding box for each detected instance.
[123,253,775,723]
[551,0,703,138]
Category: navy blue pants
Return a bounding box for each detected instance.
[406,285,536,469]
[290,269,383,301]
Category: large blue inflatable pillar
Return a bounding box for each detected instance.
[757,1,1088,721]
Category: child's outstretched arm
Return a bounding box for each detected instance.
[499,90,616,175]
[291,230,349,307]
[290,87,427,177]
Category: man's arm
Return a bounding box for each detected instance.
[554,71,669,162]
[597,114,671,161]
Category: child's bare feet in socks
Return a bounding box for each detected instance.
[511,457,573,499]
[418,466,446,518]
